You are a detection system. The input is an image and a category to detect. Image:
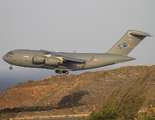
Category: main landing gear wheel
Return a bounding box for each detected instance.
[9,66,13,70]
[58,70,62,74]
[64,71,69,75]
[62,70,69,75]
[55,70,69,75]
[55,70,61,74]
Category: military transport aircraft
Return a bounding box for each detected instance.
[3,30,152,74]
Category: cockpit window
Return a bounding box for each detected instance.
[7,51,13,55]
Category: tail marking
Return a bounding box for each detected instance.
[116,45,135,48]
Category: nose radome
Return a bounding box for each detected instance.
[3,55,6,62]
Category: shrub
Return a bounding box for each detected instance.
[78,106,119,120]
[87,107,119,120]
[141,115,155,120]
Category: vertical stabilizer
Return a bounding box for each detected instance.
[107,30,152,55]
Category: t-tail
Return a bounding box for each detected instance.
[107,30,152,55]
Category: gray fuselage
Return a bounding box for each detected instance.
[3,49,135,71]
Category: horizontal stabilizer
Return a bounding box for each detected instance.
[130,31,152,37]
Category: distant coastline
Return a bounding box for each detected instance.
[0,69,56,94]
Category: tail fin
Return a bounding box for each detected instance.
[107,30,152,55]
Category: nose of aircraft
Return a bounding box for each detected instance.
[3,55,6,62]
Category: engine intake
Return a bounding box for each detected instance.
[33,55,45,63]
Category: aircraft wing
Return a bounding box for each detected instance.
[63,55,87,63]
[44,51,88,63]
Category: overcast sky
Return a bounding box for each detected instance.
[0,0,155,75]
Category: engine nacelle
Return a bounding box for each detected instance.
[33,55,45,63]
[45,57,59,65]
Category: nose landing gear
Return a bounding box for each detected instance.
[9,65,13,70]
[55,70,69,75]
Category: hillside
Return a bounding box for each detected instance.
[0,65,155,118]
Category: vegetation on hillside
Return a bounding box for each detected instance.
[79,72,155,120]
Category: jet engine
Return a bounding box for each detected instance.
[33,55,45,63]
[45,57,59,65]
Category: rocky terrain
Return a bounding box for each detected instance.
[0,65,155,118]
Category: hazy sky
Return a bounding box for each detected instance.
[0,0,155,74]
